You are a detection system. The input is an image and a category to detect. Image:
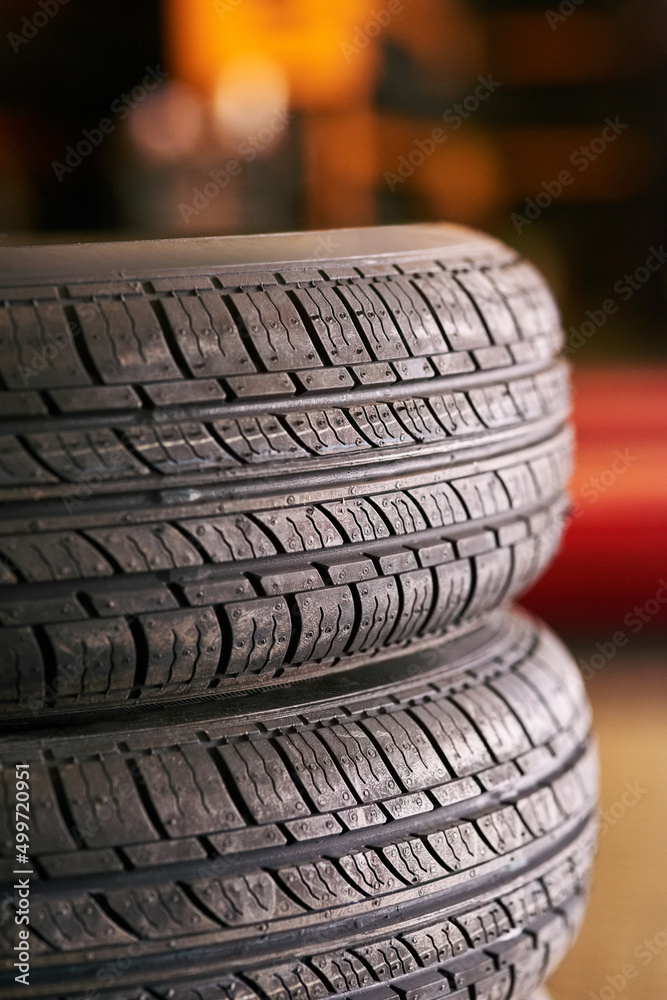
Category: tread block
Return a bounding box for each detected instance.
[189,874,303,928]
[363,710,450,789]
[254,507,343,552]
[427,820,490,871]
[222,597,290,675]
[349,403,407,447]
[411,700,494,776]
[455,270,518,345]
[160,290,256,376]
[123,838,207,867]
[311,950,371,990]
[0,530,114,582]
[339,846,398,893]
[430,392,485,435]
[285,408,368,455]
[104,884,218,938]
[0,626,44,702]
[501,879,550,926]
[464,549,512,618]
[371,492,427,535]
[30,895,135,951]
[278,859,364,908]
[409,481,468,528]
[121,423,238,474]
[0,302,92,390]
[217,741,307,822]
[477,807,532,856]
[469,383,520,427]
[49,385,142,412]
[394,396,446,441]
[259,567,324,596]
[517,787,563,836]
[59,757,160,848]
[0,434,57,484]
[382,837,447,885]
[0,390,47,417]
[225,371,296,397]
[0,593,87,626]
[413,274,490,351]
[337,281,408,360]
[76,298,181,383]
[348,576,400,652]
[86,524,202,573]
[26,429,147,481]
[401,920,467,964]
[351,361,396,385]
[135,746,244,835]
[39,847,125,877]
[491,261,560,339]
[354,937,418,979]
[452,473,512,519]
[144,379,226,405]
[87,583,178,618]
[498,463,540,508]
[392,569,434,643]
[214,415,309,462]
[230,289,321,371]
[490,671,559,746]
[507,536,540,596]
[426,560,473,631]
[376,276,449,356]
[510,375,548,421]
[533,366,569,415]
[317,723,398,801]
[2,768,76,853]
[454,899,512,947]
[178,513,276,562]
[246,962,325,1000]
[291,286,370,365]
[322,497,390,543]
[139,608,221,687]
[44,618,136,697]
[291,585,354,662]
[296,366,355,390]
[453,685,531,762]
[276,730,357,811]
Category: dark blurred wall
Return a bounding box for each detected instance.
[0,0,161,231]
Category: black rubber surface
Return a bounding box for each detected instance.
[0,609,597,1000]
[0,225,571,717]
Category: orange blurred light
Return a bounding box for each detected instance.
[165,0,380,109]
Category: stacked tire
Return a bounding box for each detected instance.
[0,224,597,1000]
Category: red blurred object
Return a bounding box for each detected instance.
[521,368,667,631]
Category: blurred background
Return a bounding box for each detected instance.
[0,1,665,996]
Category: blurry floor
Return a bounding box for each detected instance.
[547,643,667,1000]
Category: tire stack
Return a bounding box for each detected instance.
[0,225,597,1000]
